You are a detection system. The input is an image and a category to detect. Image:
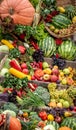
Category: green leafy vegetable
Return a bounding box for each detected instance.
[30,0,39,8]
[8,48,21,59]
[3,102,18,113]
[1,74,28,90]
[15,23,48,42]
[22,90,46,109]
[34,86,50,104]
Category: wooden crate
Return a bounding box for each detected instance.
[44,58,76,68]
[29,57,76,88]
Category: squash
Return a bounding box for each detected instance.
[59,126,72,130]
[0,0,35,25]
[9,117,21,130]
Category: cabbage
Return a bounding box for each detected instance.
[0,45,9,52]
[3,110,16,117]
[0,68,9,76]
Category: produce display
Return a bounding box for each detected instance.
[0,0,76,130]
[41,0,76,37]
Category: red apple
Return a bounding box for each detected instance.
[52,68,59,75]
[43,74,50,81]
[22,68,29,74]
[50,75,58,82]
[21,63,27,69]
[73,106,76,111]
[31,75,36,80]
[55,116,62,123]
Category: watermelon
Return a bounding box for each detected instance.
[58,40,76,60]
[39,36,56,57]
[61,117,76,130]
[52,14,72,29]
[65,5,76,19]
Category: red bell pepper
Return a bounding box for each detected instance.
[10,59,22,72]
[38,62,43,69]
[30,41,39,50]
[38,111,47,121]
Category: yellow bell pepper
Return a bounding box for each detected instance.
[9,68,31,80]
[1,39,14,49]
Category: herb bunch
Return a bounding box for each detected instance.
[1,74,28,90]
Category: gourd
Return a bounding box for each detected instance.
[59,126,72,130]
[0,0,35,25]
[9,117,21,130]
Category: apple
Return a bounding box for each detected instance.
[62,101,70,108]
[61,78,67,85]
[22,68,29,74]
[55,116,62,123]
[31,75,36,80]
[52,68,59,75]
[43,68,52,75]
[57,102,63,108]
[50,75,58,82]
[63,68,70,75]
[42,62,49,69]
[73,106,76,111]
[59,99,65,104]
[43,74,50,81]
[21,63,27,69]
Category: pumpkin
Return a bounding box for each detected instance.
[9,117,21,130]
[59,126,72,130]
[0,0,35,25]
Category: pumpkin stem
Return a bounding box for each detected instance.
[9,8,14,15]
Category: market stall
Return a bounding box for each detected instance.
[0,0,76,130]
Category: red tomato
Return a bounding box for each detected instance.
[21,63,27,69]
[22,68,29,74]
[38,111,47,121]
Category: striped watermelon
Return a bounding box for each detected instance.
[58,40,76,60]
[61,117,76,130]
[52,14,72,29]
[39,37,56,57]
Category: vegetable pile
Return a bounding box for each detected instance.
[0,0,76,130]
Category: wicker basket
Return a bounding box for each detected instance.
[57,0,76,7]
[45,0,76,38]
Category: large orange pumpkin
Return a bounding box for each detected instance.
[0,0,35,25]
[9,117,21,130]
[59,126,72,130]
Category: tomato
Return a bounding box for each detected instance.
[38,111,47,120]
[34,69,44,78]
[22,68,29,74]
[21,63,27,69]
